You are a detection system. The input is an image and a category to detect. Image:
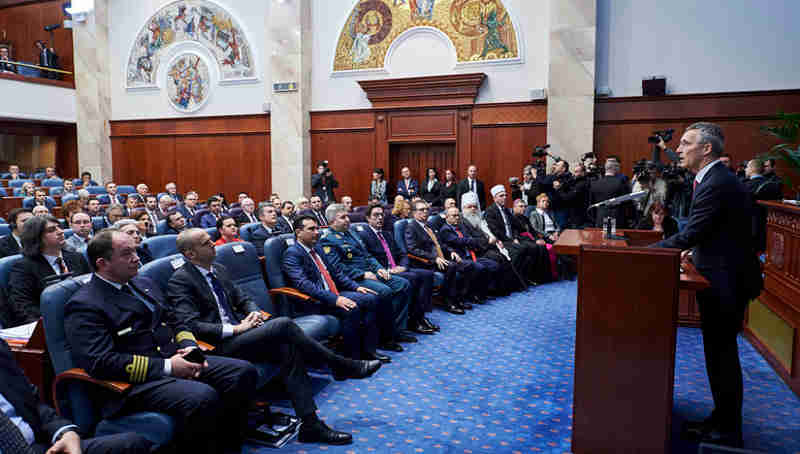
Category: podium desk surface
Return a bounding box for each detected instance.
[553,229,709,291]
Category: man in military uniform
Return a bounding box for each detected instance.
[64,229,258,454]
[318,204,415,351]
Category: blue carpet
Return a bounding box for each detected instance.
[244,281,800,453]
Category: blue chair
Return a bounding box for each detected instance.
[524,206,535,218]
[63,228,74,240]
[0,173,9,178]
[0,187,6,197]
[116,185,136,194]
[13,188,26,196]
[348,211,366,223]
[40,276,176,447]
[62,194,79,204]
[228,207,243,221]
[427,214,445,232]
[238,222,261,242]
[23,196,57,209]
[42,178,63,187]
[141,234,178,260]
[261,234,341,341]
[9,179,31,188]
[96,194,110,205]
[393,219,444,288]
[0,224,11,237]
[0,218,5,224]
[33,172,46,179]
[205,227,218,241]
[156,219,169,235]
[193,209,210,228]
[0,253,23,297]
[91,217,107,232]
[85,186,107,195]
[49,187,64,196]
[72,178,82,186]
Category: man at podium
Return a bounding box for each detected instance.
[652,122,762,448]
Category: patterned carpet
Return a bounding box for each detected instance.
[245,280,800,454]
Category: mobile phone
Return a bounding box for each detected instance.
[183,348,206,364]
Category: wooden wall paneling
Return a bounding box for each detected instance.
[111,136,176,193]
[110,114,269,137]
[310,110,374,132]
[472,102,547,127]
[389,143,456,188]
[387,110,457,142]
[55,124,77,178]
[471,124,547,193]
[374,112,389,182]
[310,131,375,205]
[456,109,472,179]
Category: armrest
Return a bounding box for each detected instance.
[408,253,431,265]
[52,368,130,416]
[269,287,314,302]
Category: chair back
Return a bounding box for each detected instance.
[348,211,366,223]
[214,242,274,313]
[72,179,82,187]
[61,194,79,204]
[96,194,110,205]
[42,178,63,187]
[139,254,186,293]
[393,219,410,254]
[40,275,176,445]
[0,254,24,302]
[116,185,136,194]
[0,187,6,197]
[0,224,11,237]
[91,217,106,232]
[9,179,31,188]
[349,223,369,248]
[205,227,218,241]
[141,234,178,260]
[156,219,169,235]
[238,222,261,242]
[228,207,243,220]
[427,214,445,232]
[85,186,107,195]
[193,208,209,227]
[63,228,74,240]
[13,188,24,196]
[33,172,46,179]
[49,187,63,196]
[524,206,535,218]
[22,197,34,209]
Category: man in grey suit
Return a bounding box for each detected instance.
[64,212,93,253]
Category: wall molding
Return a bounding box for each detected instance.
[358,73,486,109]
[110,113,270,137]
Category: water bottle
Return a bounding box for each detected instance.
[603,216,610,239]
[610,217,617,236]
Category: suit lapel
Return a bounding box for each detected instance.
[94,276,151,317]
[185,263,219,314]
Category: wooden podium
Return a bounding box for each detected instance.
[554,229,709,454]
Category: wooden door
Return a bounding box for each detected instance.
[389,143,456,191]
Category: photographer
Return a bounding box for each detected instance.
[544,161,572,228]
[633,162,667,218]
[312,161,338,206]
[582,153,601,181]
[559,163,590,228]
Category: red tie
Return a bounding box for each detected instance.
[309,250,339,295]
[693,181,698,191]
[376,231,396,268]
[455,228,477,262]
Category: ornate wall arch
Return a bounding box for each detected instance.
[126,0,256,90]
[332,0,522,75]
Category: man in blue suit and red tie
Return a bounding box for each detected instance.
[282,215,391,363]
[396,166,419,200]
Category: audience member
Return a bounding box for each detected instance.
[62,178,78,196]
[143,195,160,235]
[438,207,498,304]
[456,165,487,210]
[135,183,149,197]
[8,164,22,180]
[282,215,386,362]
[64,229,258,454]
[169,228,380,445]
[157,194,173,220]
[21,181,36,197]
[589,159,632,228]
[133,211,154,241]
[80,171,98,186]
[396,166,418,200]
[237,192,249,204]
[296,197,310,212]
[511,165,538,206]
[319,204,412,351]
[166,210,187,234]
[744,160,781,252]
[77,188,91,207]
[178,191,199,224]
[165,182,182,201]
[61,199,84,228]
[65,211,93,252]
[0,46,15,73]
[33,188,55,210]
[560,163,590,228]
[270,194,282,208]
[0,208,32,258]
[200,196,224,228]
[341,195,353,213]
[32,205,50,217]
[299,195,328,227]
[391,197,411,220]
[250,204,284,255]
[633,163,668,217]
[237,198,258,224]
[278,200,295,232]
[0,338,153,454]
[370,168,388,203]
[440,169,458,205]
[636,201,678,240]
[758,158,784,198]
[86,199,104,218]
[420,168,442,207]
[312,162,338,205]
[529,194,561,244]
[113,219,154,265]
[7,215,90,326]
[215,193,231,211]
[44,167,58,179]
[214,215,242,246]
[123,193,140,216]
[106,182,125,205]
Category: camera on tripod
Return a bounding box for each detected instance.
[648,128,675,144]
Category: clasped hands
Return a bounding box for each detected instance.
[170,346,209,379]
[233,311,267,335]
[336,286,378,311]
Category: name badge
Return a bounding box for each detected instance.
[117,327,133,336]
[170,258,185,270]
[232,244,245,254]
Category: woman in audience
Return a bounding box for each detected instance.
[214,215,243,246]
[439,169,458,204]
[113,219,153,265]
[420,167,442,207]
[61,199,84,229]
[636,201,678,239]
[391,197,411,220]
[369,168,388,203]
[21,181,36,197]
[133,210,153,238]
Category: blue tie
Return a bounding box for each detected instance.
[122,284,154,312]
[209,273,240,323]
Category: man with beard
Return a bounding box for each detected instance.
[438,207,499,303]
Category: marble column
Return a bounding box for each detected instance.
[268,0,312,203]
[547,0,596,166]
[72,0,112,183]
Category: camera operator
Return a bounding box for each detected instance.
[559,163,590,228]
[633,162,667,217]
[311,161,338,206]
[544,161,573,228]
[582,153,601,181]
[510,165,539,206]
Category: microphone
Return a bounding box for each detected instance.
[588,190,649,209]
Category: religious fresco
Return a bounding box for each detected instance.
[126,0,253,88]
[166,53,210,113]
[334,0,519,72]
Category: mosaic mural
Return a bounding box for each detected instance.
[126,0,253,88]
[333,0,520,72]
[166,52,210,113]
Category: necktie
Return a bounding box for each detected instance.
[0,410,36,454]
[693,180,698,191]
[455,228,477,262]
[376,231,396,268]
[309,250,339,295]
[471,179,475,193]
[209,272,240,323]
[55,256,68,274]
[317,211,328,227]
[121,284,154,312]
[423,225,445,259]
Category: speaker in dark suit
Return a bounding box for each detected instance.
[653,123,762,447]
[455,169,487,211]
[0,338,152,454]
[65,230,258,454]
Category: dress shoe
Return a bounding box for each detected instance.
[364,351,392,363]
[378,341,404,352]
[331,359,381,381]
[263,410,296,427]
[409,320,435,335]
[396,332,418,343]
[422,317,440,331]
[444,303,465,314]
[697,429,743,448]
[298,420,353,445]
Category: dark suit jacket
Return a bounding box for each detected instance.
[439,223,483,260]
[355,224,410,269]
[107,194,127,205]
[485,203,519,243]
[439,182,458,205]
[396,179,419,200]
[8,251,90,326]
[654,161,761,301]
[0,233,21,258]
[589,175,632,227]
[276,216,293,234]
[249,224,282,256]
[176,203,198,226]
[236,211,258,226]
[311,173,338,204]
[167,262,260,344]
[456,178,486,210]
[420,180,442,206]
[0,339,75,446]
[281,243,359,307]
[405,219,451,262]
[199,212,220,229]
[65,275,198,417]
[298,209,328,227]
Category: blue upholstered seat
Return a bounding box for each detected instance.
[141,234,178,260]
[42,178,63,187]
[156,219,169,235]
[8,179,31,188]
[238,222,261,242]
[85,186,107,195]
[0,224,11,237]
[116,185,136,194]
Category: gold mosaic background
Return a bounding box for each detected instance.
[333,0,519,72]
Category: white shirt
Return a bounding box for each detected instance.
[298,242,331,291]
[12,233,22,249]
[536,208,556,233]
[694,159,722,186]
[192,264,235,338]
[43,254,66,275]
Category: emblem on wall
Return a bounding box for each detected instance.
[166,52,210,113]
[126,0,254,90]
